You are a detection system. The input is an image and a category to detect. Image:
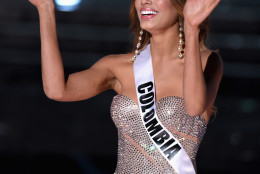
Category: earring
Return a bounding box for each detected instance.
[178,23,185,59]
[131,29,144,62]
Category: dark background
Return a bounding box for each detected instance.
[0,0,259,173]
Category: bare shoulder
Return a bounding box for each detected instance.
[95,52,134,93]
[103,52,135,78]
[98,53,134,66]
[91,52,134,73]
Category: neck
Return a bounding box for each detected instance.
[149,24,180,61]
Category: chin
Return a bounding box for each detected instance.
[142,22,178,35]
[140,23,156,34]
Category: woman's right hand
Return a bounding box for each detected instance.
[28,0,54,10]
[28,0,117,102]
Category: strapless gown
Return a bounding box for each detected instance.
[111,94,207,174]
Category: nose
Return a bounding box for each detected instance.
[141,0,152,5]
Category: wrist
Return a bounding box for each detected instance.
[184,22,200,37]
[37,2,55,13]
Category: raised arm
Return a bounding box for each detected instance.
[29,0,116,102]
[182,0,223,117]
[30,0,66,100]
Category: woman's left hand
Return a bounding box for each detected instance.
[183,0,221,28]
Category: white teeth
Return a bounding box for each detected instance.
[141,11,158,15]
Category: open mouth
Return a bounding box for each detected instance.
[141,11,158,16]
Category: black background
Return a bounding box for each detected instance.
[0,0,259,173]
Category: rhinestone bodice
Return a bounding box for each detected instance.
[111,94,207,174]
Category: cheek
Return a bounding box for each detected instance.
[157,0,173,9]
[135,0,140,11]
[157,0,178,21]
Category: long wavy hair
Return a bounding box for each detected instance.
[129,0,217,118]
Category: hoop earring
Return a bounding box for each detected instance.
[178,23,185,59]
[131,29,144,62]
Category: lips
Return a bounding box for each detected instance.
[140,8,158,19]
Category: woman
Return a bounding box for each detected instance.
[29,0,223,173]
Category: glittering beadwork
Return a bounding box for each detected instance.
[178,23,185,59]
[131,29,143,62]
[111,95,207,173]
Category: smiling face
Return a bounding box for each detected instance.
[135,0,179,34]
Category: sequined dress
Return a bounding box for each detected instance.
[111,94,207,174]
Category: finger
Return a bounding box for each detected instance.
[208,0,221,9]
[206,0,221,14]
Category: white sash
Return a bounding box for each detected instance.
[133,44,196,174]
